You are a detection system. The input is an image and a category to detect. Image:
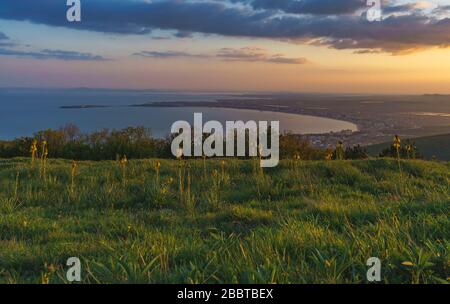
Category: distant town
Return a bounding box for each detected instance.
[132,93,450,149]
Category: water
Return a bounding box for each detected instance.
[0,88,357,139]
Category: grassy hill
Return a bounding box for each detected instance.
[366,133,450,161]
[0,158,449,284]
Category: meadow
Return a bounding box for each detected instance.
[0,157,448,284]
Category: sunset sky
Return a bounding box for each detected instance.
[0,0,449,93]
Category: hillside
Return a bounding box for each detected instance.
[0,158,449,284]
[366,133,450,161]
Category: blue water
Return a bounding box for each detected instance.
[0,88,357,139]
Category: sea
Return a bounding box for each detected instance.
[0,88,357,140]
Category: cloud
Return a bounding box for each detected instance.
[133,50,207,58]
[0,48,108,61]
[217,47,308,64]
[174,31,194,38]
[249,0,366,15]
[134,47,308,64]
[0,30,16,47]
[0,0,449,54]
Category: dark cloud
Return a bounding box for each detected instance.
[217,47,308,64]
[250,0,365,15]
[0,0,449,54]
[174,31,194,38]
[433,4,450,15]
[0,48,107,61]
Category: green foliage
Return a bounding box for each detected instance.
[345,145,369,160]
[0,124,170,160]
[380,139,422,159]
[0,158,448,284]
[0,128,330,161]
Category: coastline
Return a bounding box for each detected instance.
[129,101,360,132]
[55,94,450,148]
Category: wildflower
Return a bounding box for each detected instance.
[393,135,403,174]
[154,161,162,186]
[220,160,226,181]
[401,261,414,267]
[120,155,128,186]
[120,155,128,165]
[40,140,47,159]
[70,160,77,195]
[393,135,401,150]
[325,150,333,161]
[213,169,219,177]
[22,220,28,227]
[325,260,332,267]
[30,140,38,164]
[39,141,49,179]
[41,273,50,284]
[335,141,344,160]
[405,142,412,159]
[127,224,132,233]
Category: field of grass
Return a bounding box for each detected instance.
[0,157,449,284]
[366,133,450,161]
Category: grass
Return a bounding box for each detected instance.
[0,157,448,284]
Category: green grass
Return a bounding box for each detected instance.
[366,133,450,161]
[0,157,449,284]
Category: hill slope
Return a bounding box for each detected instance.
[0,158,449,284]
[366,133,450,161]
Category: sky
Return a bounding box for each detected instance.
[0,0,449,93]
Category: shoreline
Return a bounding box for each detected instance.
[52,95,450,148]
[129,102,360,132]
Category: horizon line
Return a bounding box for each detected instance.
[1,86,448,97]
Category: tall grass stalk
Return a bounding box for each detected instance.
[120,155,128,187]
[70,160,77,195]
[14,171,20,199]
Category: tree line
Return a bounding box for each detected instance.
[0,124,421,161]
